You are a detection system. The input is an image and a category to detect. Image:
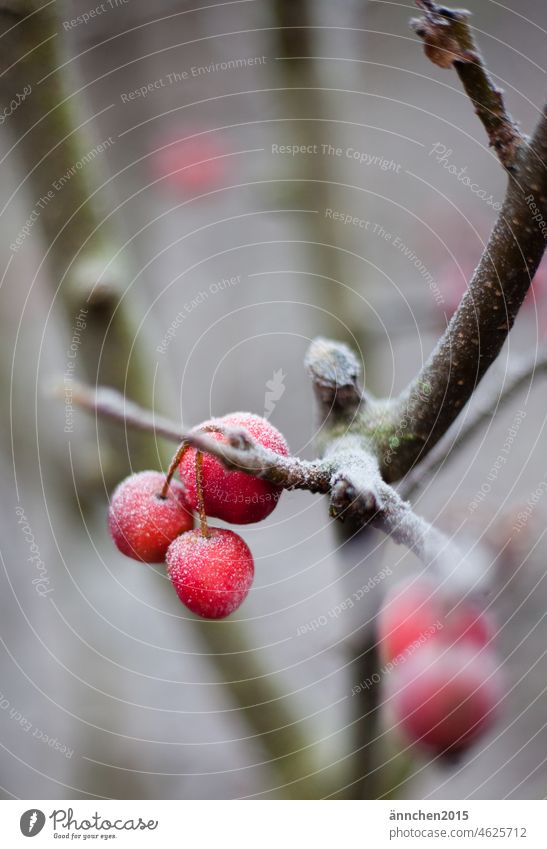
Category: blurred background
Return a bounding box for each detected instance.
[0,0,546,799]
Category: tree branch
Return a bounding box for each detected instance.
[411,1,524,169]
[384,3,547,484]
[52,379,333,494]
[383,103,547,480]
[52,376,478,585]
[323,435,457,573]
[305,337,364,422]
[0,0,159,486]
[299,340,492,598]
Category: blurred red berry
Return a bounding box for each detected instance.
[378,578,492,663]
[387,644,502,754]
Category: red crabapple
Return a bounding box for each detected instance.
[151,131,227,193]
[378,578,492,663]
[387,644,501,754]
[166,527,254,619]
[108,471,193,563]
[179,412,289,524]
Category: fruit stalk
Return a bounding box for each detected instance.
[194,451,209,538]
[160,442,190,500]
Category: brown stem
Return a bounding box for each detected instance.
[299,5,546,491]
[383,108,547,481]
[380,4,547,481]
[160,441,189,499]
[411,1,524,169]
[195,451,209,538]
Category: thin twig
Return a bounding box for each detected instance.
[411,1,524,168]
[51,379,333,493]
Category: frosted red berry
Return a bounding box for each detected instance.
[108,471,193,563]
[378,578,492,663]
[179,412,289,524]
[166,528,254,619]
[387,644,501,754]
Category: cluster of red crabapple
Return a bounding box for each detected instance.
[377,577,502,755]
[108,409,501,755]
[108,412,289,619]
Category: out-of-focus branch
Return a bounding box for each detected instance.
[0,0,156,484]
[0,0,124,301]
